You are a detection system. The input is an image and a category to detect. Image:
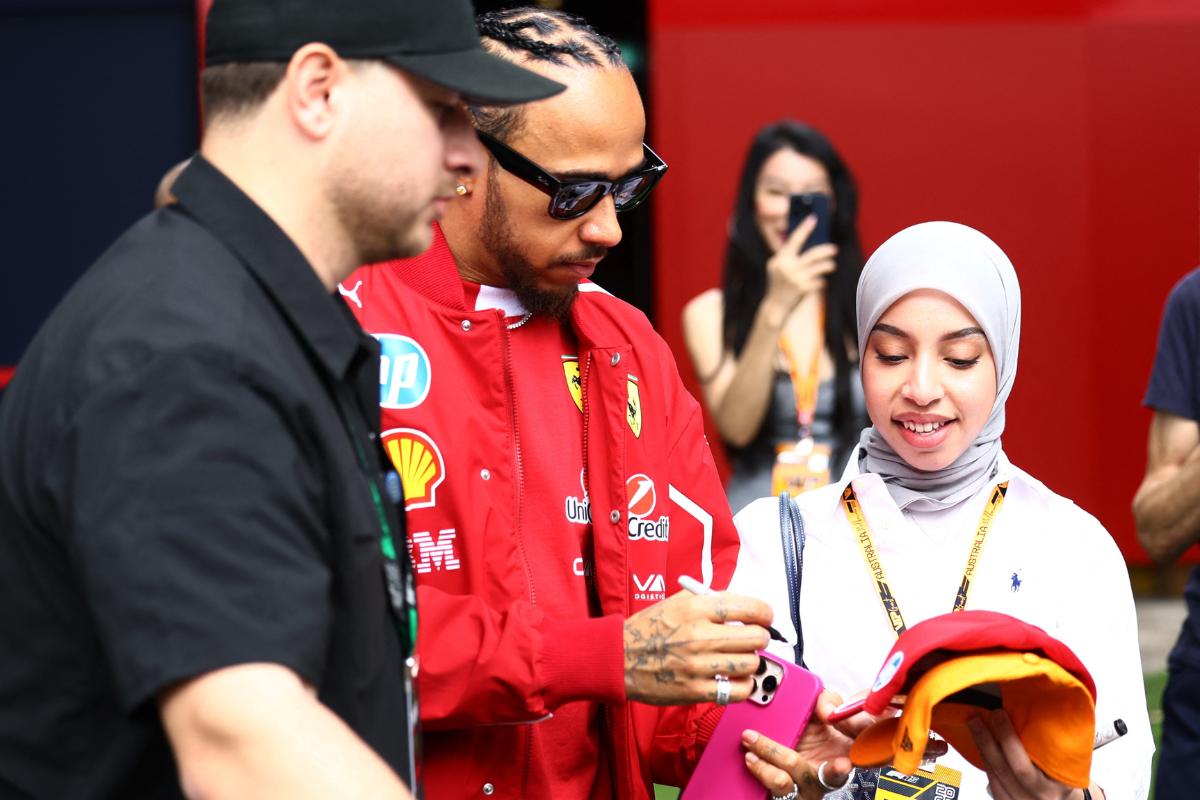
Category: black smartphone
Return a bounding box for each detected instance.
[787,192,832,252]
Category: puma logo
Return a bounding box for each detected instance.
[338,280,363,309]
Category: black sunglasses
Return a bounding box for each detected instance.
[477,130,668,221]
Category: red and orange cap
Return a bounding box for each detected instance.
[850,650,1096,787]
[864,610,1095,716]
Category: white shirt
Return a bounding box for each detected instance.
[729,452,1153,798]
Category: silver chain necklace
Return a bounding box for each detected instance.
[506,311,534,331]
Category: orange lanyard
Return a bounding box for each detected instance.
[778,306,825,430]
[840,482,1009,637]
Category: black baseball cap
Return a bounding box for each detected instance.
[205,0,565,106]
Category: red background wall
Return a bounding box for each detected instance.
[649,0,1200,563]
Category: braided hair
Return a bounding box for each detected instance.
[472,7,626,140]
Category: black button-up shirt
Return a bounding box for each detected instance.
[0,156,415,798]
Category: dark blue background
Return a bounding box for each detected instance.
[0,0,652,374]
[0,0,199,366]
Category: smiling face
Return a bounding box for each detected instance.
[862,289,998,472]
[753,147,833,253]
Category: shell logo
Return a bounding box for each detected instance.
[626,473,656,518]
[382,428,445,511]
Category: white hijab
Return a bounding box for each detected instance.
[856,222,1021,511]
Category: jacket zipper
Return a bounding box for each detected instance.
[580,352,599,605]
[602,705,619,799]
[501,317,534,608]
[582,350,621,799]
[501,316,537,796]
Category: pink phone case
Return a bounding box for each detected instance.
[681,653,824,800]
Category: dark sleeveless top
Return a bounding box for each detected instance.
[724,371,866,514]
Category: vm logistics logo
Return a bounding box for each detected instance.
[633,573,666,602]
[626,473,669,542]
[375,333,431,410]
[382,428,445,511]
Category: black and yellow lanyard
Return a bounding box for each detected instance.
[840,482,1009,637]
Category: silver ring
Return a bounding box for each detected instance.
[771,785,799,800]
[714,674,731,705]
[817,761,847,791]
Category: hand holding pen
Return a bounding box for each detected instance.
[678,575,789,644]
[622,575,777,706]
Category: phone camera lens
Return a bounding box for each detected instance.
[762,675,779,693]
[756,657,767,676]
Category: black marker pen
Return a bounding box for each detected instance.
[1093,718,1128,750]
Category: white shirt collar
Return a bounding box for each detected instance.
[834,445,1019,522]
[474,284,527,318]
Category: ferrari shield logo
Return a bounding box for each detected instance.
[562,356,583,413]
[626,376,642,438]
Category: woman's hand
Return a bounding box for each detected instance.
[763,214,838,318]
[968,710,1094,799]
[739,690,871,798]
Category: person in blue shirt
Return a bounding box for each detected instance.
[1134,266,1200,799]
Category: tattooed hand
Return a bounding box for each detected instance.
[623,590,772,705]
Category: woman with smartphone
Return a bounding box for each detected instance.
[724,222,1153,798]
[683,120,868,515]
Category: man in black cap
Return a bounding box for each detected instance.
[0,1,561,798]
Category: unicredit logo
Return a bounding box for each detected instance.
[626,473,669,542]
[626,473,656,517]
[629,516,670,542]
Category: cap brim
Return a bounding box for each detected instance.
[849,717,903,770]
[851,652,1095,787]
[850,703,987,774]
[865,610,1096,715]
[387,47,565,106]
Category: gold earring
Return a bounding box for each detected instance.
[455,184,469,196]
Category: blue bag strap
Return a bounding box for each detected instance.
[777,492,806,666]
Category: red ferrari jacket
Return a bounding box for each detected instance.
[343,227,739,799]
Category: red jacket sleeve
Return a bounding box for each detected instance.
[414,585,626,730]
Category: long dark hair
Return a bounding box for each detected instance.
[721,120,865,454]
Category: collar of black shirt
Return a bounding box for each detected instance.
[170,154,367,380]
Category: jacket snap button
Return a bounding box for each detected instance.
[610,352,621,366]
[610,510,621,524]
[480,468,491,481]
[482,783,495,796]
[461,319,472,332]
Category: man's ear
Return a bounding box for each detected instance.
[284,43,344,141]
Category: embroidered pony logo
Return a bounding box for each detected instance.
[338,280,363,309]
[1010,571,1022,592]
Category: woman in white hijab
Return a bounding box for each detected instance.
[724,223,1153,799]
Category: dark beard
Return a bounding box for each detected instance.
[479,170,585,321]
